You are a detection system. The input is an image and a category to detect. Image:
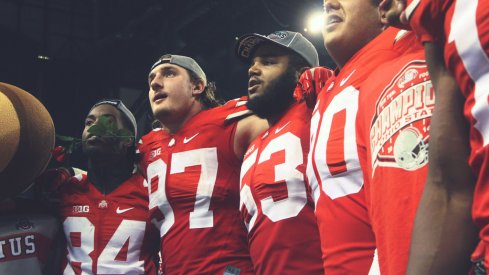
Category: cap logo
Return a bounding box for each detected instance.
[241,37,262,58]
[267,31,288,40]
[236,30,318,67]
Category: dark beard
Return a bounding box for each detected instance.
[246,68,297,119]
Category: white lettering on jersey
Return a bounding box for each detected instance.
[308,86,363,200]
[0,240,5,258]
[63,217,146,274]
[9,238,21,256]
[73,205,90,213]
[147,159,175,236]
[147,148,219,234]
[450,0,489,146]
[259,133,307,221]
[369,63,433,174]
[405,0,421,20]
[171,148,218,229]
[150,148,161,159]
[0,235,36,259]
[25,235,35,254]
[240,132,307,231]
[240,150,259,231]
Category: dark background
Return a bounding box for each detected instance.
[0,0,333,161]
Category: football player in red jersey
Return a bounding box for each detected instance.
[59,99,160,274]
[356,29,434,274]
[235,30,329,274]
[378,0,483,273]
[306,0,410,273]
[138,54,268,274]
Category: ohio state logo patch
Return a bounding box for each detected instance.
[369,61,433,175]
[16,218,34,231]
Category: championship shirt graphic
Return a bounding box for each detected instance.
[369,61,433,175]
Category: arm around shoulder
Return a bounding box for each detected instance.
[234,115,269,159]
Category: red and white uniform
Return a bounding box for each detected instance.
[240,102,323,274]
[0,199,61,275]
[407,0,489,259]
[307,27,404,274]
[59,173,159,275]
[137,98,254,274]
[357,32,433,274]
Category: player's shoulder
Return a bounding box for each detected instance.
[282,101,311,122]
[116,172,149,196]
[363,27,402,57]
[365,53,427,94]
[405,0,449,21]
[58,167,89,194]
[127,172,148,189]
[392,30,423,54]
[406,0,450,44]
[375,30,427,78]
[342,28,403,79]
[137,128,166,155]
[195,96,252,126]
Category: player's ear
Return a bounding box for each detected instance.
[378,0,390,25]
[191,79,205,96]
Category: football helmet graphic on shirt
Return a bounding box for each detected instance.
[394,127,428,171]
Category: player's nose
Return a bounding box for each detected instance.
[248,62,261,77]
[323,0,340,13]
[150,74,163,91]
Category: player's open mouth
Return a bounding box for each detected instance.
[326,14,342,29]
[248,78,261,94]
[86,135,103,144]
[153,93,167,103]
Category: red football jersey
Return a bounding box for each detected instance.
[307,27,404,274]
[0,198,62,275]
[137,98,254,274]
[240,102,323,274]
[59,172,159,275]
[407,0,489,252]
[357,32,433,274]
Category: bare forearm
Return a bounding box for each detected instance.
[407,43,478,274]
[407,175,477,274]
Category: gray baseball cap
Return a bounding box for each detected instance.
[235,31,319,67]
[150,54,207,86]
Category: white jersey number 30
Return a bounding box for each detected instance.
[307,86,363,201]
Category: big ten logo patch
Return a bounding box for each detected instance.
[369,61,433,175]
[73,205,90,213]
[150,148,161,159]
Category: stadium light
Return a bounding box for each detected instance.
[304,11,324,34]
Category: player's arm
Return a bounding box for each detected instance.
[234,115,268,159]
[406,42,479,275]
[294,67,334,107]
